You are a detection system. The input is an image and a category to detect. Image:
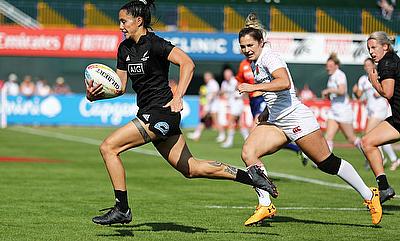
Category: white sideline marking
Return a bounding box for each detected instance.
[10,126,160,157]
[7,126,373,192]
[205,205,365,211]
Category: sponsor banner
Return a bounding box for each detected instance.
[303,99,367,131]
[160,32,370,64]
[0,26,122,58]
[3,94,368,131]
[0,26,369,63]
[4,94,199,127]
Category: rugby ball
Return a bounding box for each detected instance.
[84,63,122,98]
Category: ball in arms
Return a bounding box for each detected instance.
[85,63,122,98]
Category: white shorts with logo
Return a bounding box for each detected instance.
[327,103,353,124]
[269,104,320,141]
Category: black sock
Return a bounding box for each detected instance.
[234,169,254,186]
[114,190,129,212]
[376,174,389,190]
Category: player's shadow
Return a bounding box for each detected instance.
[97,222,279,237]
[260,216,380,228]
[382,204,400,214]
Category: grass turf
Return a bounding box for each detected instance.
[0,126,399,241]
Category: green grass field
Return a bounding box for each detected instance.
[1,126,400,241]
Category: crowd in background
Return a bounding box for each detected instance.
[2,73,72,97]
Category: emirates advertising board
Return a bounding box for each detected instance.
[0,26,372,64]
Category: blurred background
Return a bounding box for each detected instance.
[0,0,399,128]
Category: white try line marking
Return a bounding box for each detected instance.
[8,126,394,194]
[205,205,366,211]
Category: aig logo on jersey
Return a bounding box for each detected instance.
[128,63,144,75]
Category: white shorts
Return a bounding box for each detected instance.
[228,98,244,117]
[327,103,353,124]
[268,104,320,141]
[208,99,220,113]
[367,100,390,120]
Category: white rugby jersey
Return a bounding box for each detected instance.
[327,69,349,105]
[206,78,220,103]
[221,77,241,104]
[357,74,388,110]
[252,45,301,121]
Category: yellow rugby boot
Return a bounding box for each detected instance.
[363,187,382,225]
[244,203,276,226]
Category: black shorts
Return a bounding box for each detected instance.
[136,107,182,139]
[385,116,400,134]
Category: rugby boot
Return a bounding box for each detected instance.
[363,187,382,225]
[244,203,276,226]
[247,165,279,198]
[380,186,395,204]
[92,206,132,225]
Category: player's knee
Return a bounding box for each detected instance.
[99,140,116,157]
[317,153,341,175]
[241,143,256,163]
[360,136,372,151]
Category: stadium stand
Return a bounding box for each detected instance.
[0,0,398,34]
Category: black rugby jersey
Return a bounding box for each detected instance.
[377,51,400,121]
[117,32,174,111]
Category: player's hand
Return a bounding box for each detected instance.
[237,83,255,94]
[368,68,379,84]
[163,96,183,112]
[86,79,104,101]
[321,88,329,98]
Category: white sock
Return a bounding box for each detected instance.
[255,187,272,206]
[383,144,397,162]
[337,159,373,200]
[240,128,249,140]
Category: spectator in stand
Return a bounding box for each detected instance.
[53,76,72,94]
[20,75,35,97]
[299,83,317,101]
[220,68,249,148]
[188,72,224,142]
[377,0,396,20]
[322,53,361,152]
[35,77,52,97]
[5,73,19,96]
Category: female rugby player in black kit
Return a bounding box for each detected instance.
[86,0,275,225]
[361,31,400,204]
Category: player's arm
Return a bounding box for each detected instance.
[164,47,195,112]
[237,67,290,93]
[369,68,395,99]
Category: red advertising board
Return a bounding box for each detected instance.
[303,99,367,132]
[0,26,122,58]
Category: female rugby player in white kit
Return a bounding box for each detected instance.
[236,14,381,226]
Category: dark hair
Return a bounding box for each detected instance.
[238,27,264,43]
[120,0,155,29]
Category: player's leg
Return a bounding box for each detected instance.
[338,122,361,148]
[296,130,382,225]
[361,120,400,203]
[241,124,288,225]
[221,113,236,148]
[93,119,155,225]
[325,119,339,151]
[153,133,275,192]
